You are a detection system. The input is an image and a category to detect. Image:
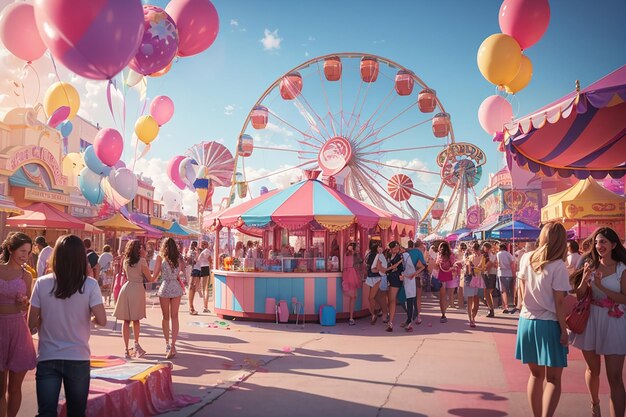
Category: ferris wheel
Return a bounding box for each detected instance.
[228,52,485,233]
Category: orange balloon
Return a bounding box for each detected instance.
[505,55,533,94]
[477,34,522,86]
[150,60,173,77]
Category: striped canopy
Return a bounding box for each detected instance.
[504,65,626,179]
[205,179,414,234]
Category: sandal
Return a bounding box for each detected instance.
[166,345,176,359]
[415,316,422,325]
[370,315,377,325]
[134,344,146,358]
[202,308,210,313]
[190,310,198,315]
[405,326,413,332]
[348,319,356,326]
[124,349,132,360]
[385,324,393,332]
[591,402,601,417]
[469,321,476,328]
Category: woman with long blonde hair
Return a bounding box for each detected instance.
[515,222,570,417]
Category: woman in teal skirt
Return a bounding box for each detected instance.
[515,222,571,417]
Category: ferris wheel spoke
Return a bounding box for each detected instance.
[355,101,419,148]
[315,61,337,137]
[246,160,317,183]
[351,85,397,146]
[292,90,334,140]
[359,144,445,156]
[357,158,440,176]
[255,145,317,154]
[344,80,364,137]
[347,80,378,140]
[267,109,326,146]
[359,118,433,151]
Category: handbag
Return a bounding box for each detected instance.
[469,274,485,289]
[566,286,592,334]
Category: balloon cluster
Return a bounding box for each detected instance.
[476,0,550,138]
[1,0,219,81]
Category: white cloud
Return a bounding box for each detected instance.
[224,104,234,116]
[230,19,239,27]
[304,51,309,57]
[385,158,435,183]
[265,122,294,137]
[260,29,282,51]
[373,39,386,44]
[308,36,316,41]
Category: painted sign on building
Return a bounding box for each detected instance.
[6,146,67,186]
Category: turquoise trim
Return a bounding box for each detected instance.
[314,278,328,313]
[215,274,226,309]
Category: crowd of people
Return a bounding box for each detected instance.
[1,224,624,417]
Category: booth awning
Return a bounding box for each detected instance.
[505,65,626,179]
[0,195,23,215]
[6,202,102,232]
[205,179,414,235]
[491,220,540,240]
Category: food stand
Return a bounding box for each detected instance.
[204,175,414,321]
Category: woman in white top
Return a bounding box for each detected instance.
[515,222,571,417]
[569,227,626,417]
[28,235,106,417]
[565,240,581,275]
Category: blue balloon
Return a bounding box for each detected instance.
[78,167,104,204]
[83,145,111,176]
[59,120,73,138]
[260,186,269,195]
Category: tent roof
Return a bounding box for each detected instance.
[94,213,143,232]
[505,65,626,179]
[7,202,101,232]
[546,177,626,205]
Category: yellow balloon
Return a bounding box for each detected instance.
[43,82,80,120]
[62,152,85,177]
[477,34,522,86]
[134,115,159,144]
[505,55,533,94]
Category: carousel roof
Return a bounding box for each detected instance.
[504,65,626,179]
[204,179,414,235]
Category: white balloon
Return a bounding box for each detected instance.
[108,168,138,201]
[178,157,199,191]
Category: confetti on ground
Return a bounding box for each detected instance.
[281,346,293,353]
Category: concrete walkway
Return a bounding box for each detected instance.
[20,295,622,417]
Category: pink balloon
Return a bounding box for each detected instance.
[0,3,47,62]
[166,0,219,58]
[128,5,179,76]
[113,160,126,169]
[94,128,124,167]
[150,96,175,126]
[167,155,187,190]
[478,95,512,135]
[47,106,70,128]
[499,0,550,50]
[33,0,144,80]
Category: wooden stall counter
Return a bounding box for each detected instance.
[213,270,371,322]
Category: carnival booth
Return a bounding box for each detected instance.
[204,175,414,321]
[541,178,626,239]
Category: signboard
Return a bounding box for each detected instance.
[24,188,70,205]
[318,136,352,176]
[7,146,67,186]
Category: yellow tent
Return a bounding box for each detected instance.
[541,178,626,229]
[94,213,144,232]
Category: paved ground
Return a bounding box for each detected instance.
[20,294,623,417]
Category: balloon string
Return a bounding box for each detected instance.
[20,63,41,107]
[106,80,119,130]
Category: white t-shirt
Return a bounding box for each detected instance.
[98,252,114,272]
[30,274,103,362]
[496,250,515,277]
[197,248,212,268]
[517,252,532,281]
[37,245,53,277]
[519,258,571,321]
[566,252,581,274]
[486,252,497,275]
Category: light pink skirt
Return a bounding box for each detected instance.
[0,313,36,372]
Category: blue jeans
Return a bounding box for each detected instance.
[36,359,90,417]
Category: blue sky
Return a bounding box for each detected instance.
[137,0,626,214]
[1,0,625,217]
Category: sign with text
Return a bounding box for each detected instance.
[7,146,67,186]
[24,188,70,205]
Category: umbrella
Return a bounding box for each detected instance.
[94,213,144,232]
[446,227,473,242]
[156,221,190,237]
[504,65,626,179]
[0,195,22,215]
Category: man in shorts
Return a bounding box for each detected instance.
[481,242,497,317]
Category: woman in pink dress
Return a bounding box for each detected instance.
[0,232,36,417]
[342,243,361,325]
